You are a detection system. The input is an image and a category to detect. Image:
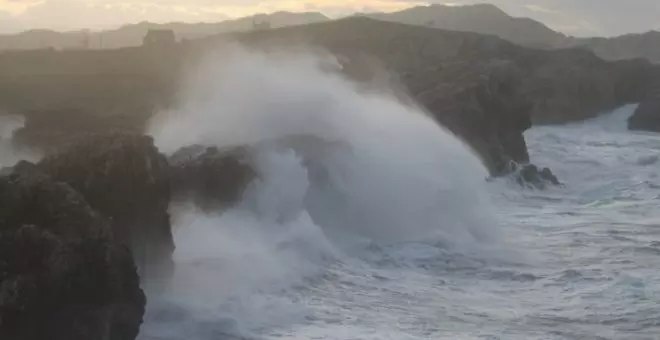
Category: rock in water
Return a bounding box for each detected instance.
[514,164,561,190]
[0,170,145,340]
[37,131,174,283]
[169,145,256,212]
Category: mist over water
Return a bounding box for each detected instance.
[142,46,501,339]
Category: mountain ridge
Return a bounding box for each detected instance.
[1,4,658,64]
[365,4,569,49]
[0,11,329,50]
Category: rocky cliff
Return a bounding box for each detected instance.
[0,166,145,340]
[0,132,181,338]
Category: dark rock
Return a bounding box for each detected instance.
[628,79,660,132]
[521,49,657,124]
[630,99,660,132]
[0,169,145,340]
[169,145,256,211]
[37,131,174,282]
[514,163,561,189]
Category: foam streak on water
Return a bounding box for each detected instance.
[143,47,660,340]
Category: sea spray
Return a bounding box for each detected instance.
[0,114,39,168]
[149,45,496,245]
[143,154,336,338]
[142,45,500,339]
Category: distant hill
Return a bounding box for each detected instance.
[0,11,329,50]
[571,31,660,63]
[1,4,659,64]
[367,4,660,64]
[366,4,569,49]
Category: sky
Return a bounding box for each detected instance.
[0,0,659,37]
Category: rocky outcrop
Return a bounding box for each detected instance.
[0,169,145,340]
[37,131,174,282]
[629,79,660,132]
[169,145,256,211]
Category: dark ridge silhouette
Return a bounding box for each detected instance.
[574,31,660,64]
[366,4,568,49]
[366,4,660,64]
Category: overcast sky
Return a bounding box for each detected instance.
[1,0,659,37]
